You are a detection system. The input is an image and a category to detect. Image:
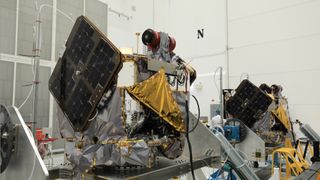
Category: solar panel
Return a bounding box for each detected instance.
[49,16,122,131]
[226,80,272,128]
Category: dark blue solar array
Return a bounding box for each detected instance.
[226,80,272,128]
[49,16,122,131]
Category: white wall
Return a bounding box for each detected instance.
[99,0,154,53]
[228,0,320,132]
[155,0,228,118]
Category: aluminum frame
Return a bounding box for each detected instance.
[0,106,49,180]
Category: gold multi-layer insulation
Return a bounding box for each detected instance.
[126,68,185,132]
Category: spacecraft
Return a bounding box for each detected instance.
[0,15,220,180]
[47,16,219,179]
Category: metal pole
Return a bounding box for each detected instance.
[31,4,74,139]
[215,132,260,180]
[135,32,140,54]
[219,67,224,124]
[48,0,57,131]
[32,12,41,138]
[225,0,230,89]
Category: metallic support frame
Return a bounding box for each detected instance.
[0,106,49,180]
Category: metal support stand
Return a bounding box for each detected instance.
[215,132,260,180]
[31,4,75,138]
[0,106,49,179]
[32,11,41,139]
[219,67,224,124]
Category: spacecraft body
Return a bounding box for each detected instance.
[48,16,197,175]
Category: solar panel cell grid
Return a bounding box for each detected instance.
[49,16,122,131]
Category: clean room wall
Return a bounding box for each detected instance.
[55,0,84,60]
[228,0,320,133]
[158,0,227,119]
[0,0,16,54]
[100,0,154,53]
[15,64,50,128]
[18,0,52,60]
[0,61,14,106]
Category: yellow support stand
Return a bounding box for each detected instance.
[284,138,292,148]
[295,140,314,161]
[272,147,310,180]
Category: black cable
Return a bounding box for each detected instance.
[184,70,195,180]
[183,95,200,134]
[177,74,185,86]
[186,99,196,180]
